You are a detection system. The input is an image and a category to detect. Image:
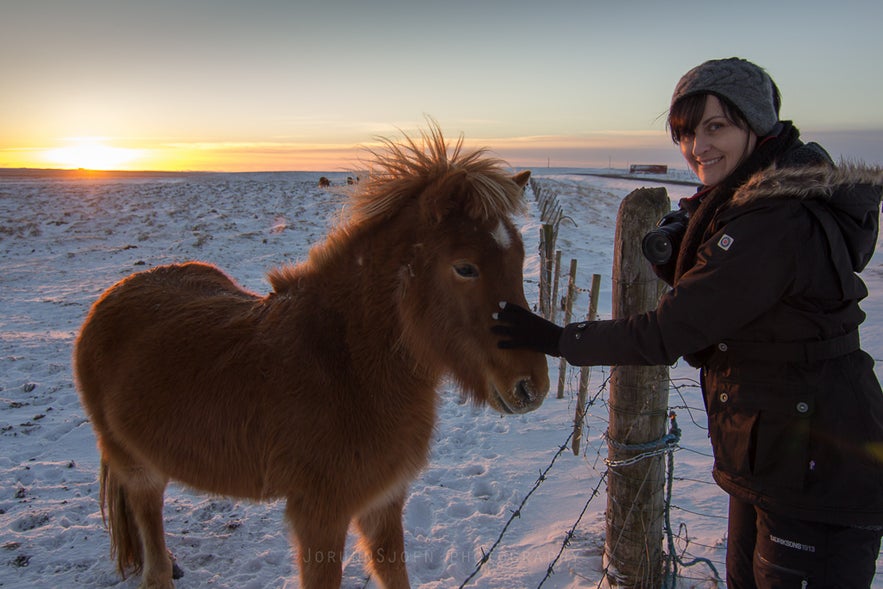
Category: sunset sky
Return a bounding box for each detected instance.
[3,0,882,172]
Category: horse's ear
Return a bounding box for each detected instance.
[512,170,531,188]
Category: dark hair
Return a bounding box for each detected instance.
[667,93,746,143]
[667,81,782,144]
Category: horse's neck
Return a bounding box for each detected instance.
[297,229,441,387]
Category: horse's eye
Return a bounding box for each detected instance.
[453,262,479,279]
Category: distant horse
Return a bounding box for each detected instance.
[74,123,550,589]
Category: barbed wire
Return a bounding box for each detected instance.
[463,179,729,586]
[457,376,609,588]
[536,470,609,588]
[456,361,729,588]
[604,413,682,468]
[593,413,682,587]
[663,425,724,587]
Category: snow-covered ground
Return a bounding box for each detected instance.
[0,167,880,588]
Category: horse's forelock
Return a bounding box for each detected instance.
[289,124,526,290]
[349,124,526,226]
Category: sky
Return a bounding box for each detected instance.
[2,0,882,172]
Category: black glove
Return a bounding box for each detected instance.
[491,302,563,357]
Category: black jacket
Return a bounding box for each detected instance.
[559,161,883,526]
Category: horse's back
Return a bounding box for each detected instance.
[102,262,252,303]
[73,262,279,493]
[77,261,255,356]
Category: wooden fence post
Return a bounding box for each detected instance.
[572,273,602,456]
[556,259,579,399]
[550,250,563,323]
[603,187,671,588]
[539,226,549,316]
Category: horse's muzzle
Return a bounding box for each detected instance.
[493,379,545,414]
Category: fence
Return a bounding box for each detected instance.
[451,177,728,587]
[521,176,883,587]
[354,176,728,589]
[448,366,723,589]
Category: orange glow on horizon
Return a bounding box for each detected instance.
[0,130,680,173]
[42,138,144,170]
[149,141,369,172]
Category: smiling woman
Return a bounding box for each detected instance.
[43,138,143,170]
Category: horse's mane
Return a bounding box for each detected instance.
[269,123,525,293]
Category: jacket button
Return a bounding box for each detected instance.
[575,333,581,340]
[719,393,729,403]
[717,342,728,352]
[577,322,587,329]
[796,402,809,414]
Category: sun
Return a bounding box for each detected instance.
[44,137,142,170]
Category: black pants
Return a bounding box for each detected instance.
[726,496,882,588]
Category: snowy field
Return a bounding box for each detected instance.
[1,168,880,588]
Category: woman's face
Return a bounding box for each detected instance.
[678,94,757,186]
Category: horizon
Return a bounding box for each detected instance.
[3,1,882,173]
[4,125,881,175]
[0,162,687,176]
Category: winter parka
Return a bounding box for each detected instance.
[558,159,883,526]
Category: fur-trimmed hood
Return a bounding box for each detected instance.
[732,163,883,272]
[732,162,883,206]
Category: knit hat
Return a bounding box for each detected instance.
[671,58,779,136]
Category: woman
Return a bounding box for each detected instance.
[493,57,883,586]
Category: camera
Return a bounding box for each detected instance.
[641,209,689,265]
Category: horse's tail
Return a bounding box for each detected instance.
[99,459,143,577]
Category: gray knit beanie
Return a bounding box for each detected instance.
[671,57,779,136]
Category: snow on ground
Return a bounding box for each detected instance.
[0,168,880,588]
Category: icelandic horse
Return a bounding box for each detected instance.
[73,123,550,588]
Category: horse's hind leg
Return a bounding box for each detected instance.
[356,492,410,589]
[100,439,174,588]
[285,500,349,589]
[126,471,173,589]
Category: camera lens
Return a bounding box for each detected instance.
[642,231,675,265]
[641,209,689,265]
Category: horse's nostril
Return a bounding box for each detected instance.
[516,380,537,405]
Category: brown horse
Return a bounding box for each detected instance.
[73,124,550,589]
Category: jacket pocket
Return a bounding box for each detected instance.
[707,377,814,491]
[754,553,811,586]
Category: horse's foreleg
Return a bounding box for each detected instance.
[286,501,348,589]
[356,492,410,589]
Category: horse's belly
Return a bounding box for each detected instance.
[107,407,271,499]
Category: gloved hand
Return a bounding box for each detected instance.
[491,302,563,357]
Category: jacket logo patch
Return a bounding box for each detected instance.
[717,234,734,250]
